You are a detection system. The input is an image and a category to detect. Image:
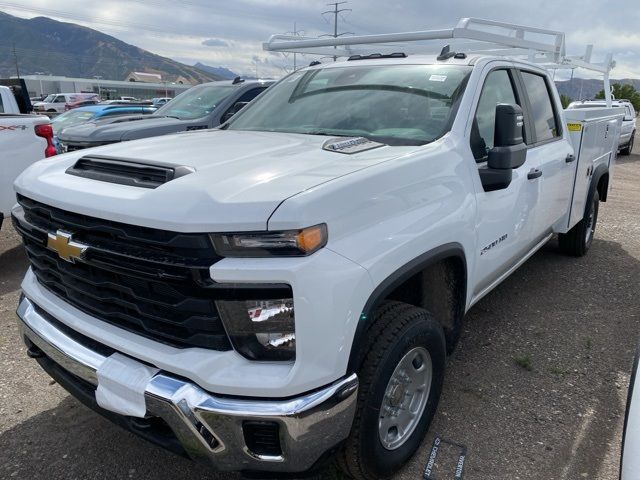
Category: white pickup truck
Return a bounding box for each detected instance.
[0,85,56,229]
[11,19,623,479]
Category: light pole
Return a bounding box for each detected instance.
[34,72,46,96]
[93,75,103,99]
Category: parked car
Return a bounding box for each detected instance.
[10,18,624,479]
[64,94,100,111]
[32,93,99,114]
[52,104,157,153]
[0,85,55,228]
[51,104,157,136]
[57,79,272,151]
[567,99,636,154]
[621,346,640,480]
[151,97,172,107]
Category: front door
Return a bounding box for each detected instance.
[469,67,542,297]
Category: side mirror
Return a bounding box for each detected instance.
[221,101,250,123]
[479,104,527,192]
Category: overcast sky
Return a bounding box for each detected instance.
[4,0,640,79]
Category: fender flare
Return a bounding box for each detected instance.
[587,163,609,208]
[346,242,467,373]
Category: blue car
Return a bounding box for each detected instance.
[52,104,156,152]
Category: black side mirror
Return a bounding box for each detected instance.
[479,103,527,192]
[222,101,250,123]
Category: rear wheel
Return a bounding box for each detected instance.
[620,132,635,156]
[559,190,599,257]
[337,301,446,479]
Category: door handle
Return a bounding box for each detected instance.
[527,168,542,180]
[565,154,575,163]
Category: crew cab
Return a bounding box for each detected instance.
[0,85,55,229]
[56,79,272,152]
[568,99,636,154]
[11,18,623,479]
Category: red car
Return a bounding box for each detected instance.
[64,94,100,111]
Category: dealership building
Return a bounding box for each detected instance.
[14,74,193,99]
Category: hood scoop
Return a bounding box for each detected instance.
[66,155,194,189]
[322,136,385,154]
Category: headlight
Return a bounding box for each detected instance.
[217,298,295,361]
[211,224,327,257]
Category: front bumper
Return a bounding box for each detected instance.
[16,296,358,473]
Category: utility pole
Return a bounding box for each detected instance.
[322,2,353,61]
[12,42,20,78]
[283,22,305,71]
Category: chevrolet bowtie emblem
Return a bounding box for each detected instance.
[47,230,88,263]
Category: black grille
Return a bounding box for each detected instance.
[13,195,232,351]
[66,156,189,189]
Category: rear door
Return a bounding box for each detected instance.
[620,105,635,146]
[515,69,574,234]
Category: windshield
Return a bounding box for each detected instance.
[42,94,56,103]
[227,64,471,146]
[51,110,96,135]
[155,84,234,120]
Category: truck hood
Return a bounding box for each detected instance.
[57,115,202,143]
[14,129,418,232]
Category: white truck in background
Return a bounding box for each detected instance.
[0,85,56,229]
[11,19,624,479]
[568,99,636,154]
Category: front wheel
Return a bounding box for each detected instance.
[337,301,446,479]
[559,190,599,257]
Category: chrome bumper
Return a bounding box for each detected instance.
[16,296,358,473]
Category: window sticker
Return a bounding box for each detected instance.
[429,74,448,82]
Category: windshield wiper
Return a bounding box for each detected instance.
[304,130,358,137]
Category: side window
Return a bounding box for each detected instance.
[221,87,268,120]
[471,69,518,160]
[55,96,66,103]
[0,95,4,113]
[520,72,560,142]
[237,87,268,104]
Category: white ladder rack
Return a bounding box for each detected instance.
[263,17,616,105]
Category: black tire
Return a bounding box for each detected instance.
[46,109,57,113]
[620,132,635,156]
[337,301,446,479]
[559,190,599,257]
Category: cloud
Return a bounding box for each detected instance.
[201,38,229,48]
[5,0,640,78]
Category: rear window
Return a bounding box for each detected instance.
[521,72,560,142]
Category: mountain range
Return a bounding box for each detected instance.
[555,78,640,101]
[0,11,227,83]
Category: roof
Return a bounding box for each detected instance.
[66,104,154,114]
[126,71,163,82]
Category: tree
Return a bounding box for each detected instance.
[595,83,640,111]
[560,94,572,109]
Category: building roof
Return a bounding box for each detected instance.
[125,71,163,82]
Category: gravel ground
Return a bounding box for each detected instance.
[0,142,638,480]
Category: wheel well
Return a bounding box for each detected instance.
[384,256,466,353]
[347,245,467,373]
[597,172,609,202]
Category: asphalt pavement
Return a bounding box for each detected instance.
[1,141,638,479]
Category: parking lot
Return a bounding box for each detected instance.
[0,145,638,479]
